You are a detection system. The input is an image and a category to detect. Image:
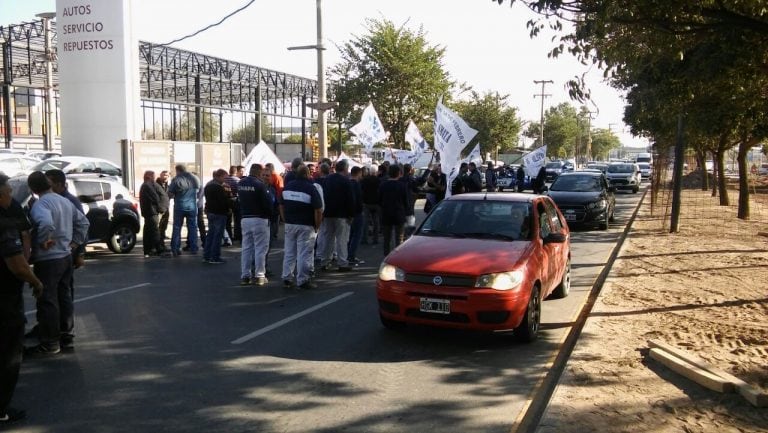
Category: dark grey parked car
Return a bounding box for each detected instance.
[546,171,616,230]
[10,173,140,253]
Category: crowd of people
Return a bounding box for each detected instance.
[138,158,459,290]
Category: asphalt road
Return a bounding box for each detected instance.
[13,188,644,433]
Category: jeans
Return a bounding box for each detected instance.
[348,213,364,259]
[33,255,74,350]
[143,214,163,255]
[203,213,227,261]
[171,207,198,254]
[282,224,316,285]
[0,291,24,412]
[363,204,380,243]
[382,224,405,256]
[320,217,351,267]
[197,208,207,246]
[241,217,270,279]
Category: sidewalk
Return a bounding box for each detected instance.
[537,189,768,433]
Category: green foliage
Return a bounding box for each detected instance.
[176,110,221,142]
[451,91,522,156]
[590,128,621,160]
[228,116,273,144]
[331,18,454,148]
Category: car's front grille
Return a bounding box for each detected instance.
[405,273,476,287]
[557,204,586,212]
[406,291,468,300]
[405,309,470,323]
[610,178,629,185]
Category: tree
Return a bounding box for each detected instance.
[173,110,220,142]
[590,128,620,160]
[524,103,580,158]
[452,91,522,157]
[229,116,273,144]
[331,18,454,148]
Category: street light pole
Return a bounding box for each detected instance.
[316,0,328,159]
[533,80,553,149]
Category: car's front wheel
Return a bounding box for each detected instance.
[514,285,541,343]
[108,223,137,253]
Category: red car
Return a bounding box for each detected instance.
[376,193,571,342]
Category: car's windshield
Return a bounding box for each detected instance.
[32,160,66,171]
[545,162,562,169]
[607,164,634,173]
[550,175,602,192]
[417,200,532,241]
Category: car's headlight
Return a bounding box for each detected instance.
[588,199,607,210]
[475,270,524,291]
[378,263,405,282]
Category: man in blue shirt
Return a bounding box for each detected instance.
[318,160,355,272]
[168,164,200,256]
[238,164,272,286]
[25,171,89,357]
[279,164,322,289]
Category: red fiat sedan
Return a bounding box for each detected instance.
[376,193,571,342]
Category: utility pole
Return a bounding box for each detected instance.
[37,12,56,151]
[533,80,553,148]
[585,110,595,161]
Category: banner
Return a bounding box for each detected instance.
[383,148,419,166]
[523,145,547,178]
[434,99,478,197]
[463,142,483,165]
[349,102,388,151]
[405,120,428,154]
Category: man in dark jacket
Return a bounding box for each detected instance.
[360,166,380,244]
[156,170,170,240]
[399,164,420,238]
[0,173,45,425]
[485,162,497,192]
[467,162,483,193]
[139,170,169,257]
[379,164,408,256]
[347,166,365,265]
[280,164,323,290]
[203,169,231,264]
[533,165,547,194]
[516,165,526,192]
[318,159,355,272]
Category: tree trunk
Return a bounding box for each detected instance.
[737,137,751,220]
[716,142,729,206]
[711,150,719,197]
[670,116,685,233]
[696,149,708,191]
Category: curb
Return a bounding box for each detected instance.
[510,187,649,433]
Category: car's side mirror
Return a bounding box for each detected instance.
[544,232,567,244]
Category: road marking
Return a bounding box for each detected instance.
[231,292,354,345]
[25,283,151,316]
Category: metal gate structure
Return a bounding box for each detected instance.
[1,19,335,160]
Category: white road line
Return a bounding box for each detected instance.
[25,282,151,316]
[231,292,354,345]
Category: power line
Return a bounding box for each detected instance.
[160,0,257,46]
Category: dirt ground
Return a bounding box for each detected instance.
[538,187,768,433]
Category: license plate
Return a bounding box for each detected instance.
[498,179,510,186]
[565,214,576,221]
[420,297,450,314]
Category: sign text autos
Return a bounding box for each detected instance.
[61,3,114,52]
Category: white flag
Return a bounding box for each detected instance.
[434,99,478,198]
[523,145,548,178]
[349,103,388,151]
[463,142,482,165]
[405,120,428,153]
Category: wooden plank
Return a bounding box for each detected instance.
[649,339,768,407]
[649,348,735,393]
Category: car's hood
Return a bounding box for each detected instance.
[548,190,603,204]
[385,235,532,275]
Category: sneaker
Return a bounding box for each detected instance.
[337,266,353,272]
[349,258,365,265]
[254,276,268,286]
[60,337,74,351]
[24,344,60,358]
[222,241,232,247]
[207,259,225,264]
[172,250,181,257]
[298,281,317,290]
[283,279,294,288]
[240,277,251,285]
[0,407,26,424]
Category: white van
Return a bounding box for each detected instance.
[635,152,653,165]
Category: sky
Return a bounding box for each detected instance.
[2,0,648,148]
